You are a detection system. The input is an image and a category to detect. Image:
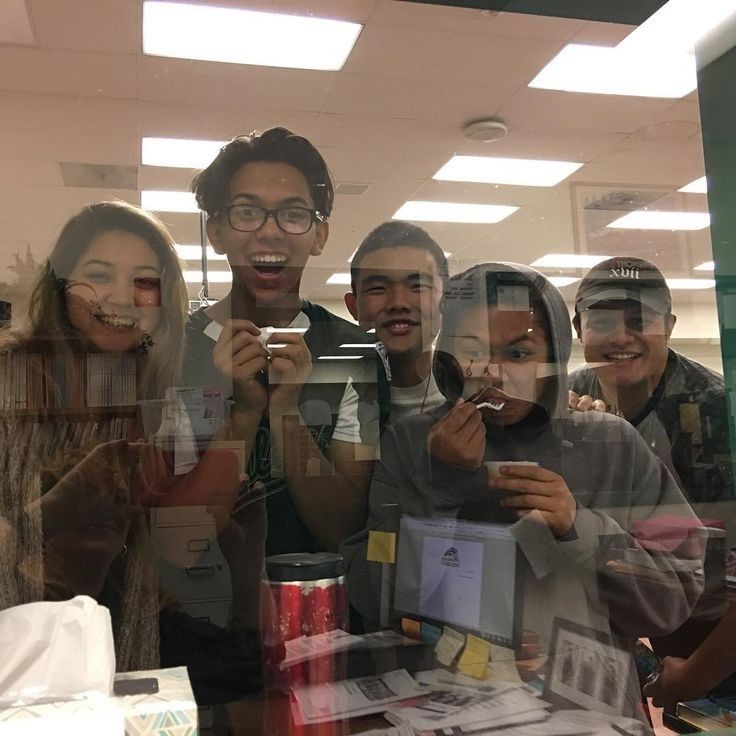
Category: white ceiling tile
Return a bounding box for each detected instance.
[498,87,675,134]
[136,101,319,140]
[0,91,139,135]
[28,0,139,53]
[369,1,584,40]
[0,47,137,98]
[1,0,35,45]
[136,56,337,112]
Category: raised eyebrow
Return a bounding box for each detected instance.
[80,259,114,269]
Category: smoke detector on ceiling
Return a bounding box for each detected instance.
[463,118,508,143]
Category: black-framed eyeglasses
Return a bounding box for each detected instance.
[223,204,325,235]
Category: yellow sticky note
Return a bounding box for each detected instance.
[367,530,396,563]
[457,634,492,679]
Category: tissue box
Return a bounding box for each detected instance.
[0,667,197,736]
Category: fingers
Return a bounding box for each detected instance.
[441,399,483,433]
[569,391,606,413]
[493,464,557,483]
[568,390,580,410]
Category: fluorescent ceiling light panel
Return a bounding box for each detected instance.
[666,278,715,289]
[339,343,377,348]
[318,355,363,360]
[142,137,225,169]
[434,155,583,187]
[142,190,198,213]
[143,1,362,71]
[607,211,710,230]
[393,201,518,224]
[619,0,736,56]
[529,43,696,98]
[326,272,352,285]
[531,254,611,269]
[694,261,714,271]
[548,277,580,288]
[529,0,736,99]
[678,176,708,193]
[183,270,231,283]
[175,245,226,261]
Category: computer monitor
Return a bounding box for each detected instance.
[393,515,521,648]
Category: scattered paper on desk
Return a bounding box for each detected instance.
[280,629,363,669]
[290,668,423,725]
[487,642,522,684]
[385,683,548,732]
[367,531,396,563]
[352,725,413,736]
[457,634,491,679]
[434,626,465,666]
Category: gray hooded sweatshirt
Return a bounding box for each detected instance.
[341,262,702,718]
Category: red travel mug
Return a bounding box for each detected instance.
[262,553,349,691]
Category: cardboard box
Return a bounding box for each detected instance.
[0,667,197,736]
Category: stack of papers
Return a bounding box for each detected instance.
[384,682,547,733]
[280,629,363,669]
[290,669,424,726]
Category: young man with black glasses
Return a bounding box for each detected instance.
[183,128,383,555]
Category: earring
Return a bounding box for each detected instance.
[464,359,474,377]
[139,333,154,354]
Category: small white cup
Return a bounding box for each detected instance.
[485,460,538,479]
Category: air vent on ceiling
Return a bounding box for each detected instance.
[59,162,138,190]
[335,182,371,196]
[583,189,666,212]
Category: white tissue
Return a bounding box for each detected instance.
[0,596,116,707]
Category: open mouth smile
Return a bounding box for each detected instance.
[94,312,138,329]
[381,318,419,336]
[250,253,288,276]
[604,352,642,362]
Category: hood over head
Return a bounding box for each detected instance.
[433,262,572,421]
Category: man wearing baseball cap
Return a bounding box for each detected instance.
[570,256,736,711]
[570,256,731,505]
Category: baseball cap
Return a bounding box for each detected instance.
[574,256,671,315]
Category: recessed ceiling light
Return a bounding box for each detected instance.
[434,155,583,187]
[678,176,708,194]
[326,272,352,285]
[666,278,715,289]
[694,261,714,271]
[183,270,231,283]
[607,211,710,230]
[548,276,581,288]
[531,254,611,269]
[175,245,226,261]
[393,201,518,224]
[143,1,362,71]
[142,137,225,169]
[529,43,696,98]
[141,190,198,213]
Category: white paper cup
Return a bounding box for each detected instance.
[485,461,538,479]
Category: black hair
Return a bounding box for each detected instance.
[191,127,334,218]
[350,220,449,291]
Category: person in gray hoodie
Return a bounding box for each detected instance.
[342,263,703,720]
